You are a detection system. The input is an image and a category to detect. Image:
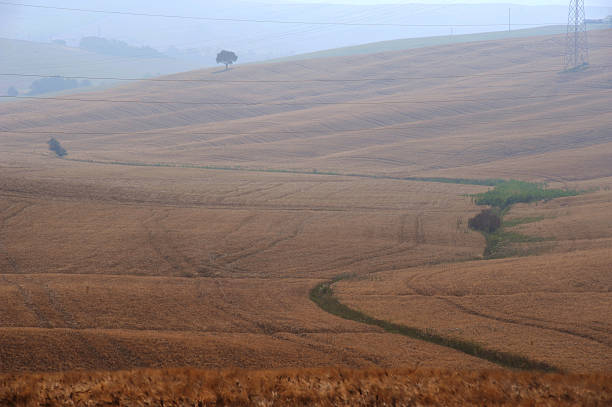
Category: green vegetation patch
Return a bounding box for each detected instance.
[468,181,574,258]
[484,230,553,259]
[404,177,505,186]
[502,216,546,228]
[310,281,559,372]
[473,180,578,209]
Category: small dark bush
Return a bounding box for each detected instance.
[6,86,18,97]
[468,209,501,233]
[48,138,67,157]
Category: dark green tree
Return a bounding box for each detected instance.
[216,50,238,70]
[468,209,501,233]
[48,138,67,157]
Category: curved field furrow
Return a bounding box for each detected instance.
[0,201,32,274]
[1,276,52,329]
[141,210,184,274]
[221,214,311,268]
[438,295,610,347]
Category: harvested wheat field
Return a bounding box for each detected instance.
[1,30,611,180]
[0,167,491,372]
[1,27,611,405]
[335,247,612,372]
[334,185,612,372]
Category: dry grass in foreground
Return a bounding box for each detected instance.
[1,367,610,406]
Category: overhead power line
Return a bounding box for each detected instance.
[0,1,566,27]
[1,66,611,84]
[1,90,610,107]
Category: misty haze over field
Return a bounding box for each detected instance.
[1,0,612,404]
[1,0,611,63]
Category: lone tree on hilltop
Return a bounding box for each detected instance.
[6,86,18,97]
[216,50,238,70]
[48,138,67,157]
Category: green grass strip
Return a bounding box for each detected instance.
[473,180,579,209]
[469,180,578,257]
[62,157,503,186]
[501,216,546,228]
[310,280,560,372]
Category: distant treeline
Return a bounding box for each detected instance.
[80,36,165,58]
[28,77,91,96]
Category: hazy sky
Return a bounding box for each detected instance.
[1,0,609,60]
[250,0,608,5]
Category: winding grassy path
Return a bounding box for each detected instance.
[309,276,560,372]
[309,181,581,372]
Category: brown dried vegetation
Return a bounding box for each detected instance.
[1,367,611,406]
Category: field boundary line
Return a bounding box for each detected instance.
[437,296,611,347]
[60,157,502,186]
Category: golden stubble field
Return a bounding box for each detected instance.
[0,29,611,403]
[0,30,611,182]
[0,164,492,372]
[334,182,612,372]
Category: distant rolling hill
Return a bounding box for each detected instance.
[273,23,612,62]
[0,38,205,97]
[3,22,609,99]
[3,0,611,62]
[1,29,610,183]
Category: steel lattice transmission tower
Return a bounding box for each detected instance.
[564,0,589,69]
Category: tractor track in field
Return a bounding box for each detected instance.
[40,281,80,330]
[142,209,212,277]
[1,274,80,330]
[398,268,611,347]
[142,210,183,274]
[0,201,32,274]
[272,332,384,368]
[1,275,52,329]
[222,214,311,267]
[436,295,612,347]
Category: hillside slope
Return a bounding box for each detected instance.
[1,30,611,182]
[0,31,610,375]
[272,23,612,62]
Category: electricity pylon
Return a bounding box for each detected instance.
[564,0,588,69]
